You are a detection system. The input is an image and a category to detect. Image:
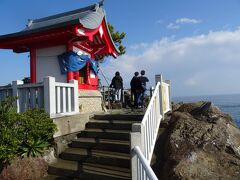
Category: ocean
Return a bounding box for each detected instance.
[173,94,240,128]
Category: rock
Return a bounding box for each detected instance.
[111,102,122,109]
[154,101,240,180]
[0,157,48,179]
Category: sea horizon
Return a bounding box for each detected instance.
[173,92,240,99]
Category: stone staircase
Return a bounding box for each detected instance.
[45,114,144,180]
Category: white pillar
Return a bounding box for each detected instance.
[155,74,163,85]
[44,76,56,117]
[165,80,172,111]
[69,80,79,113]
[155,74,164,118]
[131,123,142,180]
[12,80,24,113]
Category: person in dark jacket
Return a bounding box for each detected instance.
[110,71,123,102]
[138,70,149,107]
[130,72,141,107]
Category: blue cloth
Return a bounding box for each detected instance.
[58,51,98,74]
[89,59,98,75]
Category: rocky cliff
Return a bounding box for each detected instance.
[152,101,240,180]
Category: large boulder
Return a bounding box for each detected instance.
[155,102,240,180]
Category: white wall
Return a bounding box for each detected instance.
[36,46,66,83]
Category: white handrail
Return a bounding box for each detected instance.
[132,146,158,180]
[134,82,162,162]
[131,75,171,180]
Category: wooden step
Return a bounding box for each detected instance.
[78,129,130,140]
[60,148,130,168]
[70,138,130,153]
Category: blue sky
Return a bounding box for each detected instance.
[1,0,240,96]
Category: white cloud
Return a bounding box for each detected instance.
[100,28,240,96]
[129,42,149,50]
[166,23,180,30]
[176,18,202,24]
[166,17,202,30]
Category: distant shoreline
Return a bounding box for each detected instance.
[173,93,240,99]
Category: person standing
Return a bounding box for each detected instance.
[138,70,149,107]
[110,71,123,102]
[130,72,140,107]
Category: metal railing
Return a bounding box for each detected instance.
[130,75,171,180]
[99,86,154,109]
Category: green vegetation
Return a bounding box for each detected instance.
[18,139,49,158]
[108,22,126,55]
[0,97,56,164]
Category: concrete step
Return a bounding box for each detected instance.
[43,175,71,180]
[60,148,130,168]
[78,129,130,140]
[82,163,131,179]
[70,138,130,153]
[48,159,131,179]
[48,159,78,178]
[94,114,143,121]
[86,121,133,131]
[89,119,141,124]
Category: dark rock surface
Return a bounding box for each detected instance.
[152,101,240,180]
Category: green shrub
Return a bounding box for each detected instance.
[0,97,16,116]
[0,98,20,163]
[0,97,57,163]
[18,139,49,158]
[19,109,57,143]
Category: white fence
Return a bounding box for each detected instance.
[131,74,171,180]
[0,77,79,118]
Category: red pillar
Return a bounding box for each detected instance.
[30,49,36,83]
[67,72,74,83]
[86,61,90,84]
[75,71,79,81]
[66,43,74,83]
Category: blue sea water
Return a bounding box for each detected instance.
[173,94,240,128]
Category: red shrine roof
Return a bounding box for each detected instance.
[0,1,119,59]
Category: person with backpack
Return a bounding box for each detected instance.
[110,71,123,102]
[130,72,141,108]
[138,70,149,107]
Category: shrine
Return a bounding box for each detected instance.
[0,1,119,90]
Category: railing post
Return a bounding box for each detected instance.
[155,74,164,119]
[165,80,172,111]
[155,74,163,85]
[44,76,56,117]
[131,123,142,180]
[69,79,79,113]
[12,80,24,113]
[103,86,105,103]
